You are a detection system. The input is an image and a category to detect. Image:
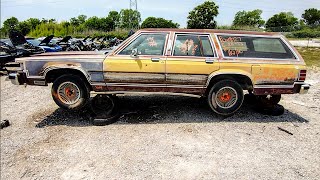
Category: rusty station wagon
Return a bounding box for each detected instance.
[7,29,310,116]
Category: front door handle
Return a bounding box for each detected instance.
[205,59,214,64]
[151,58,160,62]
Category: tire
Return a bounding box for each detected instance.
[256,94,281,108]
[207,80,244,116]
[253,104,285,116]
[51,74,90,110]
[91,95,120,126]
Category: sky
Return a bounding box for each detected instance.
[1,0,320,27]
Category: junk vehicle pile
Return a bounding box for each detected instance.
[0,30,123,71]
[5,29,310,125]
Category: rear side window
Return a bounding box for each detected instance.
[173,34,215,57]
[217,35,296,59]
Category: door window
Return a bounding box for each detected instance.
[173,34,215,57]
[119,34,167,56]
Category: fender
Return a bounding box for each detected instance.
[206,69,254,87]
[40,62,92,83]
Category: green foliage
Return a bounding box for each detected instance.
[302,8,320,26]
[17,21,31,36]
[108,11,120,30]
[233,9,265,27]
[70,15,87,26]
[217,25,263,31]
[119,9,141,29]
[85,16,114,31]
[25,18,41,29]
[187,1,219,29]
[3,17,19,31]
[290,27,320,38]
[141,17,179,28]
[266,12,298,32]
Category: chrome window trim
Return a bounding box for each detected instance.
[214,33,300,61]
[115,32,169,57]
[171,32,218,59]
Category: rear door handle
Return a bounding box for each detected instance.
[151,58,160,62]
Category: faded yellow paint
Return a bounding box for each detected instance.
[104,55,165,73]
[250,64,305,84]
[165,57,219,75]
[105,55,306,86]
[218,62,306,84]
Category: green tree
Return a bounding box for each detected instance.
[26,18,41,29]
[85,16,101,30]
[187,1,219,29]
[49,19,56,23]
[99,17,114,31]
[17,21,31,35]
[41,18,48,24]
[85,16,113,31]
[302,8,320,26]
[233,9,265,27]
[70,17,80,26]
[3,17,19,31]
[266,12,298,32]
[77,15,87,24]
[141,17,179,28]
[119,9,141,29]
[108,11,120,30]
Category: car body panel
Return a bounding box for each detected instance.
[7,29,309,96]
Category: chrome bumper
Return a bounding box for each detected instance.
[8,73,20,85]
[299,84,310,94]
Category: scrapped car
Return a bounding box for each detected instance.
[27,35,63,52]
[0,41,17,70]
[7,29,310,115]
[9,31,45,56]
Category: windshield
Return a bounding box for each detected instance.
[27,39,41,46]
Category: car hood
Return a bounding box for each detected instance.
[39,35,54,46]
[16,51,106,62]
[58,36,72,43]
[9,31,27,46]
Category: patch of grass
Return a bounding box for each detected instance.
[296,47,320,67]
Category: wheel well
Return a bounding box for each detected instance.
[45,69,92,90]
[206,74,253,95]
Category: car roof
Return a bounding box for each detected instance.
[139,28,280,36]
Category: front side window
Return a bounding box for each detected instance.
[119,34,167,56]
[173,34,214,57]
[217,35,296,59]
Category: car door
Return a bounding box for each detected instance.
[165,33,219,91]
[103,32,168,90]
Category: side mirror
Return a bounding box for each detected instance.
[130,48,138,58]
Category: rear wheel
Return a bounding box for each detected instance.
[51,74,90,110]
[207,80,244,116]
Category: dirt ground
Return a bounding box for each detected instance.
[1,68,320,180]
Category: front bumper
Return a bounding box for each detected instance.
[8,72,27,85]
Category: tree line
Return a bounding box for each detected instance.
[1,1,320,38]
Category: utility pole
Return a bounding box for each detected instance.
[129,0,138,29]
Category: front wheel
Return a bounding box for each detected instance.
[51,74,90,110]
[207,80,244,116]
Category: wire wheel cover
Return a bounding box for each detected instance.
[214,87,238,109]
[57,82,81,105]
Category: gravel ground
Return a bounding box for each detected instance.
[1,68,320,180]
